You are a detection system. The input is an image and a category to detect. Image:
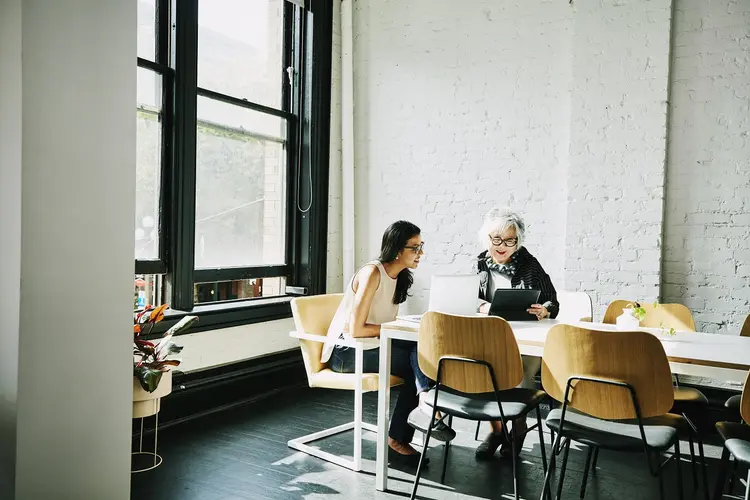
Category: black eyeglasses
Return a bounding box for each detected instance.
[488,235,518,247]
[404,242,425,253]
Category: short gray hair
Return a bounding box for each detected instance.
[478,208,526,249]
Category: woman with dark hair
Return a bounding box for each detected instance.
[321,221,439,467]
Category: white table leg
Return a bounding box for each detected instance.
[375,332,392,491]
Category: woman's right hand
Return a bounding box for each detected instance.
[479,302,490,315]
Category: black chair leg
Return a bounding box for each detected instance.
[688,435,698,490]
[713,447,731,500]
[512,428,520,500]
[657,453,666,500]
[410,407,436,500]
[555,439,571,500]
[697,436,710,500]
[675,439,685,500]
[537,408,548,472]
[475,420,481,441]
[580,446,594,499]
[744,468,750,500]
[591,447,599,473]
[729,456,738,494]
[440,415,452,485]
[540,431,563,500]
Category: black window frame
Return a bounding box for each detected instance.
[134,0,333,335]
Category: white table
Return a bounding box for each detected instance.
[374,318,750,491]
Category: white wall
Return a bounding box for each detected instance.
[350,0,572,313]
[177,319,297,372]
[663,0,750,334]
[565,0,673,319]
[331,0,750,328]
[0,0,22,495]
[8,1,136,498]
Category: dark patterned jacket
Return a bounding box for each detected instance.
[475,247,559,318]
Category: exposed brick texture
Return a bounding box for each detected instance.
[663,0,750,334]
[565,0,673,320]
[325,0,750,331]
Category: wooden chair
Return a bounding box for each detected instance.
[720,314,750,495]
[603,300,696,331]
[603,299,709,499]
[409,312,547,500]
[714,371,750,500]
[540,324,686,500]
[725,314,750,416]
[287,294,402,471]
[557,290,594,322]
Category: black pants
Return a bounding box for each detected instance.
[330,341,419,444]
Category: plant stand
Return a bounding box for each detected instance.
[132,412,162,473]
[132,370,172,474]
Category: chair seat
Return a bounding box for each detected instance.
[546,409,685,452]
[725,394,741,410]
[717,421,750,464]
[672,386,708,408]
[309,368,402,392]
[423,387,546,421]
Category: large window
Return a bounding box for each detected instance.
[135,0,333,331]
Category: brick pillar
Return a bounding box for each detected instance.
[565,0,674,319]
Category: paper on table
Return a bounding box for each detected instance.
[397,314,422,323]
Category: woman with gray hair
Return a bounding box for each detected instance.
[474,207,559,460]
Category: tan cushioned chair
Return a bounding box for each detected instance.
[287,294,402,471]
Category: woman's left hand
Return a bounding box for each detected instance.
[527,304,549,320]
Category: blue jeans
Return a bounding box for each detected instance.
[330,340,431,443]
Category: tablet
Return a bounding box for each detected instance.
[489,289,541,321]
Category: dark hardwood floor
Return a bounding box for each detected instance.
[131,386,733,500]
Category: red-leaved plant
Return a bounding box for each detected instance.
[133,304,197,392]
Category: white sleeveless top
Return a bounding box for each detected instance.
[321,261,399,363]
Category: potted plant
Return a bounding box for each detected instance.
[616,301,675,336]
[133,305,197,417]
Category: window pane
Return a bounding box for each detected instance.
[194,277,286,304]
[136,68,163,260]
[134,274,165,310]
[137,0,156,61]
[198,0,284,108]
[195,98,287,269]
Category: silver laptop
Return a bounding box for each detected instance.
[427,274,480,316]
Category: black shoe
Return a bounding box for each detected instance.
[407,409,457,442]
[475,432,508,461]
[388,447,429,469]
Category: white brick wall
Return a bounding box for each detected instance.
[349,0,572,313]
[565,0,673,320]
[663,0,750,334]
[325,0,750,331]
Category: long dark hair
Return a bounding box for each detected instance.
[378,220,420,305]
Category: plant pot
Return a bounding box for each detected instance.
[132,370,172,418]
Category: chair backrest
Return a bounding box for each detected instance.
[741,370,750,424]
[541,324,674,420]
[417,312,523,393]
[556,290,593,322]
[741,314,750,337]
[290,294,344,379]
[603,300,696,332]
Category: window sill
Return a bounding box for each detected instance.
[142,296,294,339]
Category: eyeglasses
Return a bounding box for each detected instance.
[488,235,518,247]
[404,242,425,253]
